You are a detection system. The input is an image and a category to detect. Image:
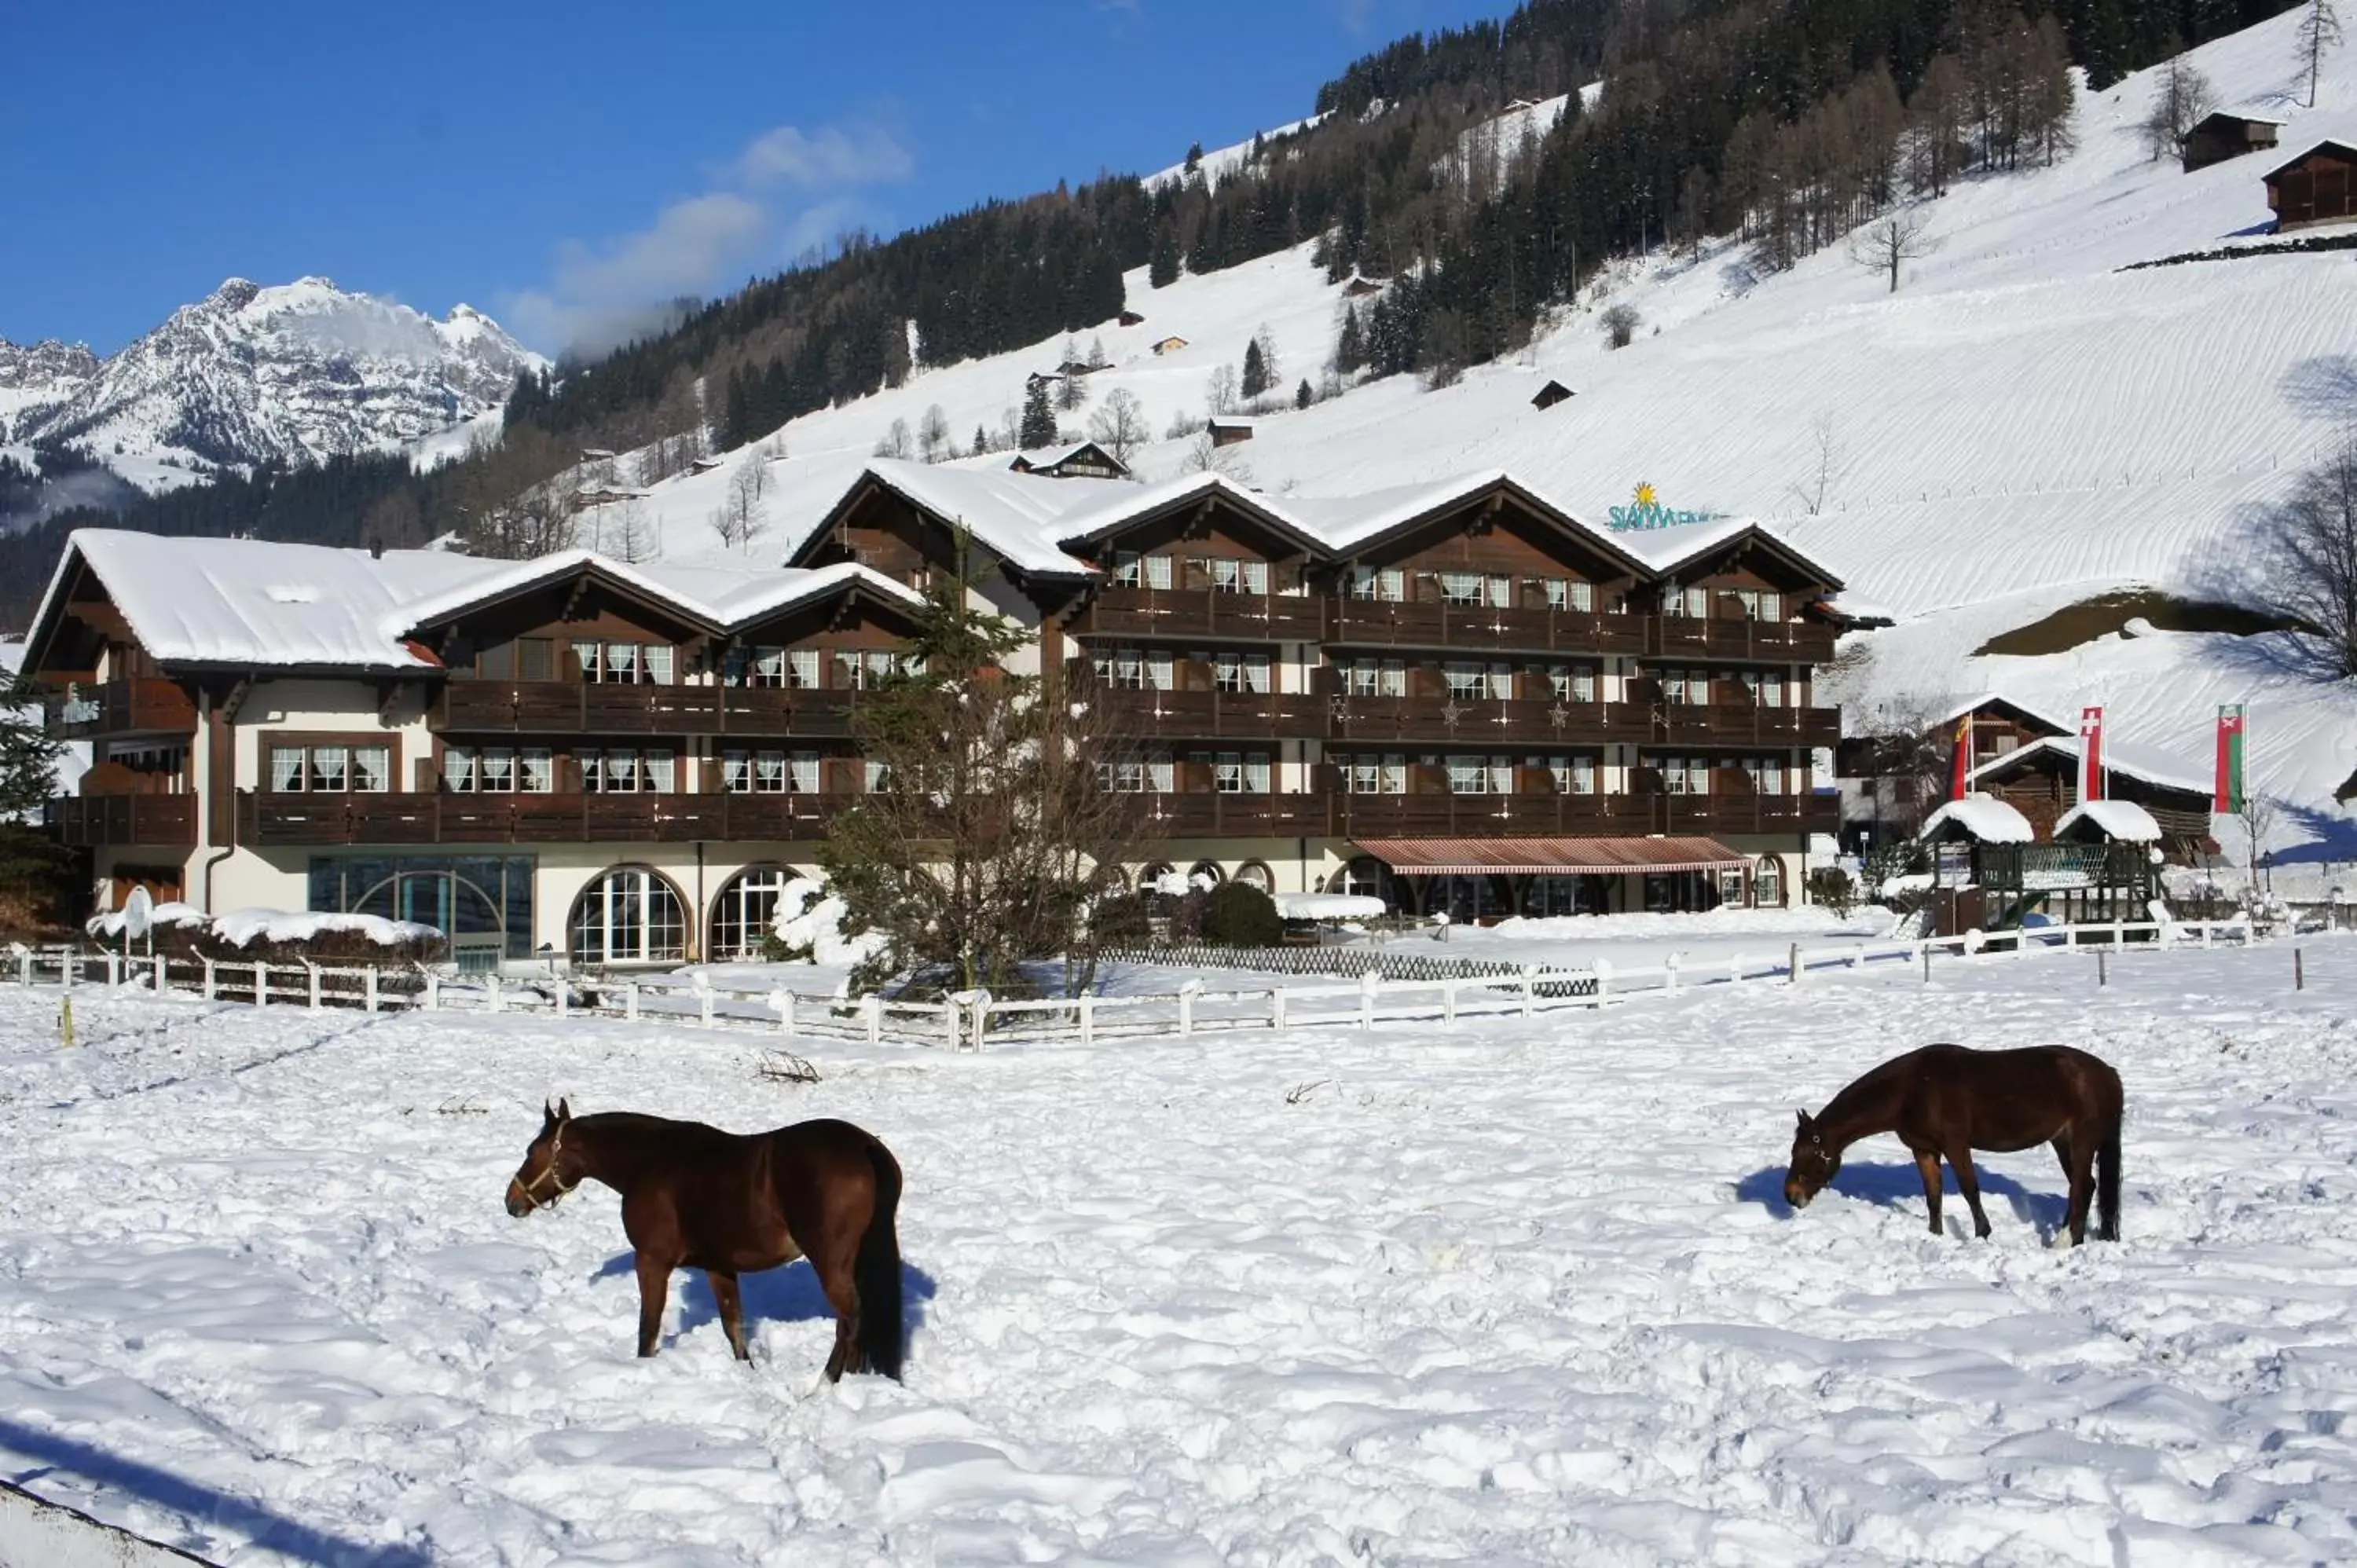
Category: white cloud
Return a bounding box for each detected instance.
[734,124,912,189]
[504,119,911,354]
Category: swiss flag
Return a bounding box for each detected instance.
[2077,706,2105,803]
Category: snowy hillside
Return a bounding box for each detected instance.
[586,9,2357,868]
[7,278,541,494]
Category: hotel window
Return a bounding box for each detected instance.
[864,759,891,793]
[1443,662,1488,702]
[1538,755,1598,794]
[269,742,390,793]
[1205,751,1270,793]
[1212,652,1272,694]
[1446,754,1514,794]
[1343,658,1406,697]
[1149,755,1175,793]
[1096,648,1174,691]
[743,647,788,687]
[447,746,552,794]
[1113,551,1174,589]
[1739,670,1785,707]
[1659,669,1709,705]
[1438,570,1506,607]
[579,749,675,793]
[1732,588,1784,621]
[1662,584,1711,619]
[1347,566,1406,602]
[1202,558,1270,595]
[1346,753,1408,794]
[1542,577,1596,612]
[790,752,822,793]
[1099,759,1148,793]
[574,641,676,685]
[834,650,910,690]
[1744,756,1787,794]
[1659,756,1711,795]
[1548,665,1598,702]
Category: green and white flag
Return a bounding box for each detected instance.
[2215,705,2246,814]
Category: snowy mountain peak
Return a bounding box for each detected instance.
[12,278,544,491]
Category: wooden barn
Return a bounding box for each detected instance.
[1967,736,2216,863]
[1208,417,1255,448]
[2181,111,2281,172]
[1150,336,1189,356]
[1008,441,1130,481]
[1530,379,1575,410]
[2266,141,2357,230]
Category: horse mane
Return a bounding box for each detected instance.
[1814,1050,1926,1138]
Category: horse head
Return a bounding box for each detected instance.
[507,1098,579,1218]
[1783,1108,1841,1210]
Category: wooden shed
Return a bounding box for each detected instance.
[1207,417,1255,448]
[1150,336,1189,356]
[1530,379,1575,410]
[2266,141,2357,230]
[2181,112,2281,173]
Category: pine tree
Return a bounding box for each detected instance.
[1336,304,1365,374]
[1149,218,1182,288]
[973,424,990,457]
[0,676,67,921]
[1295,378,1314,410]
[1020,379,1058,449]
[1241,337,1270,401]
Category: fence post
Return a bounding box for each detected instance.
[1359,970,1380,1030]
[1520,964,1540,1016]
[863,994,882,1048]
[105,951,121,988]
[486,973,502,1014]
[2098,948,2108,987]
[1593,958,1611,1006]
[772,991,796,1039]
[1182,979,1203,1037]
[2201,922,2214,950]
[1849,942,1864,970]
[1079,992,1095,1047]
[624,980,640,1020]
[1788,942,1803,986]
[1664,954,1681,998]
[255,961,269,1008]
[16,948,29,987]
[203,958,217,1001]
[1922,943,1932,984]
[697,980,715,1031]
[365,966,379,1013]
[423,969,439,1011]
[1443,977,1458,1024]
[1268,987,1285,1031]
[154,954,168,995]
[2296,947,2305,991]
[552,974,568,1019]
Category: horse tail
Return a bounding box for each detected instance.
[855,1135,905,1379]
[2096,1116,2122,1243]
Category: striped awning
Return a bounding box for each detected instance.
[1354,836,1751,875]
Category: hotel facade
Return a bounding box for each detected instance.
[25,460,1846,968]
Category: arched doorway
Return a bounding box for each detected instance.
[1754,856,1785,909]
[570,866,688,965]
[1325,855,1392,905]
[709,865,807,962]
[352,867,509,971]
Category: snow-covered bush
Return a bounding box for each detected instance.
[761,877,888,969]
[86,905,446,968]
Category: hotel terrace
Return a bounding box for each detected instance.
[23,460,1847,968]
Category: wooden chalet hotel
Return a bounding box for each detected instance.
[24,459,1845,967]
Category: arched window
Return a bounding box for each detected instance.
[709,865,805,962]
[1234,860,1274,892]
[1188,859,1225,889]
[1754,856,1785,909]
[570,866,687,965]
[1138,861,1176,894]
[1328,855,1388,901]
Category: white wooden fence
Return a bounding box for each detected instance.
[5,916,2293,1053]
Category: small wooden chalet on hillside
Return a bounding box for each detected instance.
[2181,111,2281,172]
[2266,141,2357,230]
[1008,441,1130,481]
[1531,379,1575,411]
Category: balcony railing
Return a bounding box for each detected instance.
[42,678,197,740]
[1072,588,1325,643]
[1648,617,1838,663]
[52,793,198,847]
[434,681,863,738]
[1325,601,1648,656]
[1091,686,1326,740]
[1134,791,1334,838]
[1332,793,1658,838]
[1650,703,1842,749]
[1326,694,1655,746]
[235,790,857,846]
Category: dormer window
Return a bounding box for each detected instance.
[1348,566,1406,602]
[1541,577,1595,612]
[1201,558,1270,595]
[1113,551,1172,589]
[574,640,676,684]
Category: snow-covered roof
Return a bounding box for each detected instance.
[1970,735,2212,797]
[1273,892,1387,921]
[2056,800,2165,842]
[1919,794,2036,844]
[27,530,920,675]
[1620,518,1844,588]
[1931,691,2077,736]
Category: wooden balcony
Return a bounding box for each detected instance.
[1648,617,1838,663]
[1326,601,1647,656]
[42,678,197,740]
[1327,694,1654,746]
[236,790,856,846]
[1073,588,1326,643]
[1651,703,1842,749]
[1648,793,1842,837]
[434,681,863,738]
[1134,791,1334,838]
[1332,793,1657,838]
[52,793,198,848]
[1093,686,1326,740]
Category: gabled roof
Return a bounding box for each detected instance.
[2190,109,2283,130]
[2266,139,2357,181]
[1970,735,2212,797]
[23,530,919,677]
[2056,800,2164,843]
[1930,691,2077,737]
[1280,470,1653,577]
[1626,518,1848,591]
[1008,441,1129,478]
[1919,795,2036,844]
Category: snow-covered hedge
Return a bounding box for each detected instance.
[86,905,447,968]
[762,878,886,969]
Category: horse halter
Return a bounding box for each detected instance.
[515,1122,580,1210]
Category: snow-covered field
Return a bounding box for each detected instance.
[3,940,2355,1565]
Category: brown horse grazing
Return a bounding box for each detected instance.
[1783,1044,2123,1245]
[505,1100,904,1379]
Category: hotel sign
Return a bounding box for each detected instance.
[1607,482,1726,531]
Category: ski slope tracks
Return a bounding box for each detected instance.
[2,940,2355,1563]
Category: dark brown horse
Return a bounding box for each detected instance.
[1783,1044,2123,1244]
[505,1100,904,1379]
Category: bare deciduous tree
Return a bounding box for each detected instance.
[712,453,770,551]
[872,417,913,460]
[1787,411,1852,515]
[466,490,576,559]
[2299,0,2344,108]
[917,403,952,463]
[1182,430,1252,484]
[609,496,658,563]
[1600,302,1642,349]
[1085,388,1149,468]
[2264,431,2357,676]
[1205,363,1240,415]
[2142,54,2216,161]
[1847,206,1937,292]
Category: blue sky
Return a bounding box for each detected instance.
[6,0,1515,357]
